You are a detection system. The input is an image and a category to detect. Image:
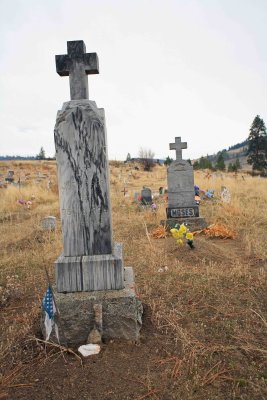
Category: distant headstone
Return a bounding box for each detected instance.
[5,170,14,183]
[221,186,231,203]
[162,136,207,230]
[41,216,56,231]
[141,187,152,205]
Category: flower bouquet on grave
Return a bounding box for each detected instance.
[170,223,194,249]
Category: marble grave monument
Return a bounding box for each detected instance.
[47,40,142,344]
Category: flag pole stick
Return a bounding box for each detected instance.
[44,266,68,348]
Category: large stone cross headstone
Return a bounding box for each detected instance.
[56,40,99,100]
[50,40,142,344]
[166,136,199,219]
[54,41,120,291]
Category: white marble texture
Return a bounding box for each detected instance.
[54,99,113,257]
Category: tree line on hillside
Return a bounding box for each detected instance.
[193,115,267,173]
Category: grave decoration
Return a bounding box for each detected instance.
[170,223,194,249]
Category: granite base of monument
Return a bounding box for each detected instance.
[41,267,143,344]
[161,217,207,231]
[55,243,124,292]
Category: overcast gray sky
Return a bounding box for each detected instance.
[0,0,266,160]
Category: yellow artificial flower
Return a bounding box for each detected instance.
[170,228,180,239]
[178,224,187,234]
[186,232,193,240]
[177,239,184,246]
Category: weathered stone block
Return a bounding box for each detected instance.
[42,267,143,344]
[162,217,207,231]
[55,242,124,292]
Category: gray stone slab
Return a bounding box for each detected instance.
[41,216,56,231]
[167,160,195,208]
[166,206,199,218]
[41,267,143,344]
[54,99,113,257]
[141,187,152,205]
[162,217,207,231]
[55,242,124,292]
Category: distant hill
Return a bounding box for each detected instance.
[194,139,250,169]
[0,155,36,160]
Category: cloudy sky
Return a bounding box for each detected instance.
[0,0,266,160]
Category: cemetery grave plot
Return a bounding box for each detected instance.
[0,161,267,400]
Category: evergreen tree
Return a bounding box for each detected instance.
[215,152,225,170]
[228,163,233,172]
[126,153,131,162]
[193,157,212,170]
[247,115,267,171]
[36,147,46,160]
[164,156,173,166]
[193,160,200,170]
[235,158,241,170]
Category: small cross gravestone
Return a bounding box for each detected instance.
[46,40,142,345]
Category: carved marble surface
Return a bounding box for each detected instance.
[54,99,113,257]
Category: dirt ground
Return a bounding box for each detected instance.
[1,236,267,400]
[1,163,267,400]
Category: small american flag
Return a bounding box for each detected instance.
[42,285,59,341]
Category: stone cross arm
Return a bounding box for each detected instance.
[55,40,99,100]
[169,137,187,161]
[56,52,99,76]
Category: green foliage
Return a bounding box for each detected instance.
[228,158,241,172]
[126,153,131,162]
[228,140,248,151]
[36,147,46,160]
[164,156,173,166]
[247,115,267,171]
[194,156,212,170]
[215,152,225,171]
[235,158,241,170]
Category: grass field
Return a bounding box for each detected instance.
[0,160,267,400]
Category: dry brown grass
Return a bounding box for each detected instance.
[1,161,267,399]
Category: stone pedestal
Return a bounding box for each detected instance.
[162,217,207,231]
[45,267,143,345]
